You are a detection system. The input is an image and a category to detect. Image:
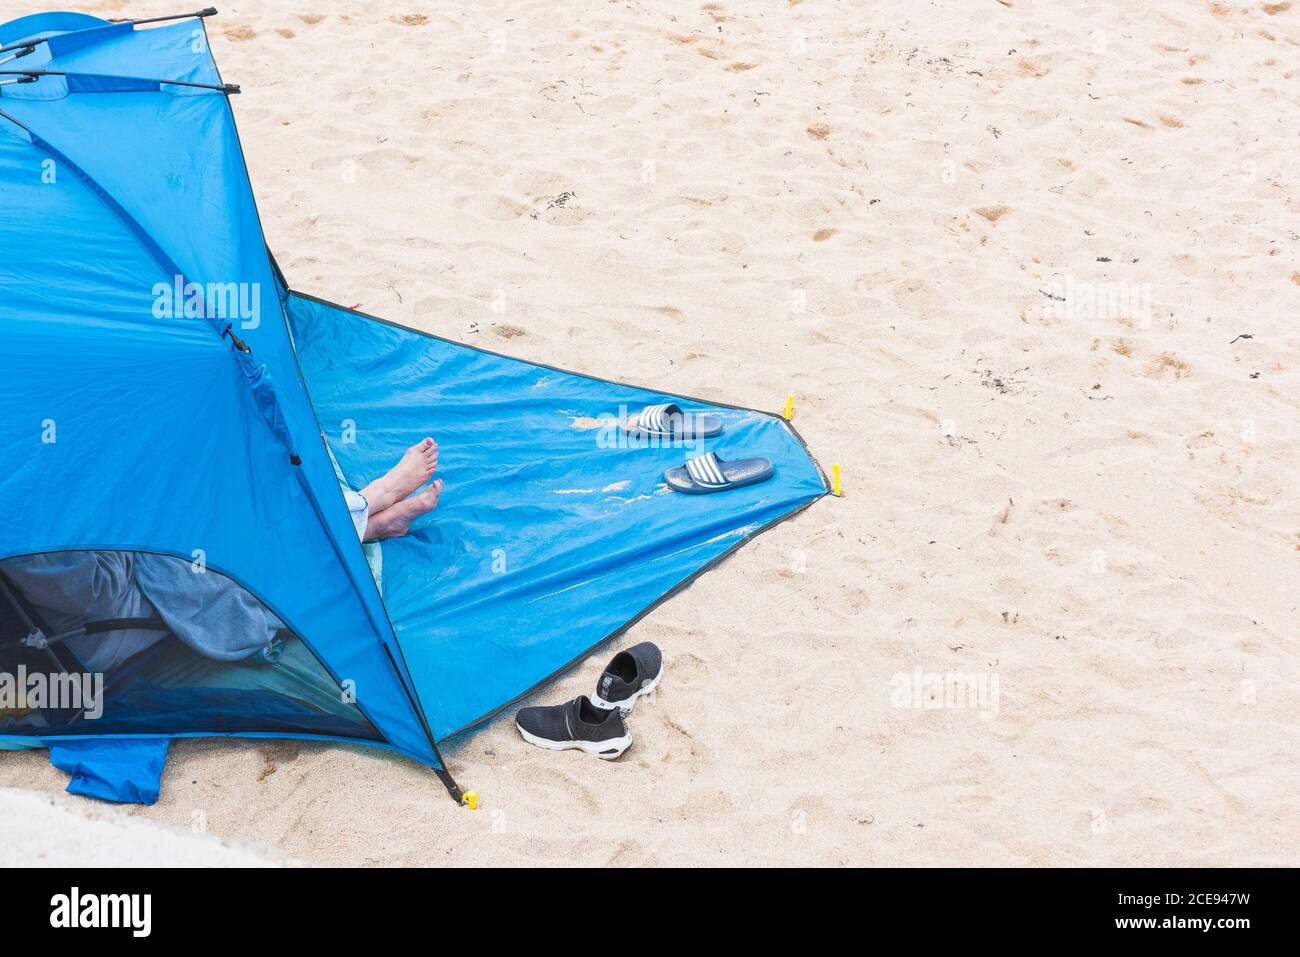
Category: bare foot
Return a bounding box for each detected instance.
[363,480,443,541]
[360,438,437,513]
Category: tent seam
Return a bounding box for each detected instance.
[199,18,452,791]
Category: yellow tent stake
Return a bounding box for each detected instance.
[462,790,479,810]
[832,464,842,497]
[784,394,794,420]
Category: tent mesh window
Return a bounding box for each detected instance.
[0,551,380,741]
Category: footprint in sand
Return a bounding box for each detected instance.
[1016,57,1049,78]
[493,324,527,340]
[974,205,1013,223]
[1143,352,1191,380]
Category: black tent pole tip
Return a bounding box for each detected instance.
[0,41,37,60]
[133,8,220,26]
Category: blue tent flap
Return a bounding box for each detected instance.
[48,737,171,805]
[288,294,827,741]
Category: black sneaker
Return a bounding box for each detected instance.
[591,641,663,714]
[516,696,633,759]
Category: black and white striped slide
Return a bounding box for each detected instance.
[622,403,723,440]
[665,451,773,494]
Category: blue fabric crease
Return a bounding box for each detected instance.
[48,737,170,805]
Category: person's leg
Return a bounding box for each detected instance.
[359,438,438,514]
[363,480,443,541]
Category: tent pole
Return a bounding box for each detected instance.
[130,8,219,27]
[381,646,463,803]
[193,19,465,804]
[0,69,239,94]
[0,9,219,57]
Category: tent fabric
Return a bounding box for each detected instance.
[48,737,170,805]
[0,12,107,46]
[0,11,827,801]
[289,295,828,740]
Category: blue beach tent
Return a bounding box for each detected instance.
[0,9,826,803]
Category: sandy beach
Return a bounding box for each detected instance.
[0,0,1297,866]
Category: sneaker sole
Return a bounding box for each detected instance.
[591,663,664,715]
[516,723,632,760]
